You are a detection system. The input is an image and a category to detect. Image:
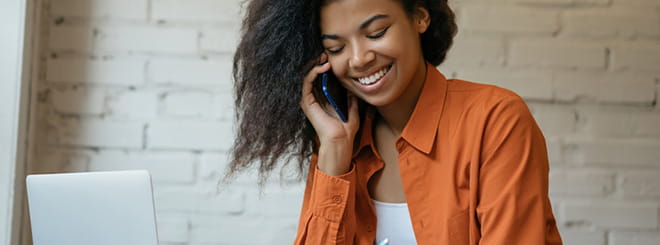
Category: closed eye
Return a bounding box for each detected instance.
[326,47,344,54]
[367,26,390,39]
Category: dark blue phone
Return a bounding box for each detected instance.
[320,72,348,122]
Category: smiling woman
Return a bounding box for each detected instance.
[230,0,562,244]
[319,0,428,108]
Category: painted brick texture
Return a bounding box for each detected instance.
[27,0,660,244]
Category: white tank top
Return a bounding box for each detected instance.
[372,199,417,244]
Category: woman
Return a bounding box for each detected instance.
[230,0,563,244]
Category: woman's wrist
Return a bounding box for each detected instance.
[317,140,353,176]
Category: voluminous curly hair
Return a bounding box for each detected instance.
[228,0,457,184]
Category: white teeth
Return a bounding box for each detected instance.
[357,66,389,85]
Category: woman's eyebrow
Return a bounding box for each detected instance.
[321,14,390,40]
[321,34,339,40]
[359,14,389,30]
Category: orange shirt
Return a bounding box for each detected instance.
[294,64,563,244]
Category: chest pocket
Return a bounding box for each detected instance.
[448,210,470,245]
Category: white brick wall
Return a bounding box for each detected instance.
[199,24,240,53]
[549,170,615,196]
[50,87,106,115]
[460,5,559,35]
[46,58,145,85]
[562,8,660,39]
[612,41,660,72]
[148,58,233,86]
[147,121,233,150]
[162,91,216,117]
[57,119,144,148]
[157,214,190,244]
[152,0,242,23]
[560,230,606,245]
[97,27,198,53]
[51,0,148,20]
[87,150,197,184]
[48,26,93,51]
[107,89,160,119]
[610,231,660,245]
[563,139,660,166]
[562,202,658,229]
[26,0,660,244]
[553,71,656,104]
[509,39,607,69]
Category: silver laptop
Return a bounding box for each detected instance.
[26,170,159,245]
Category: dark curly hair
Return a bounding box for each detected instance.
[228,0,457,185]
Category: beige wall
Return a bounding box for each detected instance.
[22,0,660,244]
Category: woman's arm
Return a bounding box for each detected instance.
[294,54,361,244]
[299,54,360,176]
[294,154,357,244]
[477,94,562,245]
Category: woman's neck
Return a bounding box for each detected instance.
[375,61,428,135]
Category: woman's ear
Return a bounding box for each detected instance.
[414,7,430,34]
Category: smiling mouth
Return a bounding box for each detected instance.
[356,65,392,85]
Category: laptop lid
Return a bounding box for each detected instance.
[26,170,159,245]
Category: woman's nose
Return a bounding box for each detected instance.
[349,44,375,70]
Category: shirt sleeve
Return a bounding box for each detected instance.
[476,94,563,245]
[294,154,357,245]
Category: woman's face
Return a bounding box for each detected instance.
[320,0,429,107]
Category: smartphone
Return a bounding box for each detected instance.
[319,72,348,122]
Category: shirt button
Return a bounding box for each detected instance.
[332,195,342,203]
[366,225,373,232]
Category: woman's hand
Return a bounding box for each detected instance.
[300,53,360,176]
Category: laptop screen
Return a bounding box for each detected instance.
[26,170,159,245]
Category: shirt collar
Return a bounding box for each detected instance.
[400,63,448,154]
[353,108,375,158]
[353,63,448,156]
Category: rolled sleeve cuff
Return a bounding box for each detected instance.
[311,165,356,223]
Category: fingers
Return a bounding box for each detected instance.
[318,53,328,65]
[347,92,360,129]
[300,56,332,126]
[301,61,331,106]
[303,62,331,88]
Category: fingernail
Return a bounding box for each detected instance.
[319,53,328,64]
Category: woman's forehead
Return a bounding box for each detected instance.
[321,0,402,13]
[320,0,403,30]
